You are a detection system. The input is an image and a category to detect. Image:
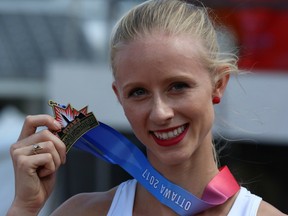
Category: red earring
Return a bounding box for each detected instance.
[212,96,221,104]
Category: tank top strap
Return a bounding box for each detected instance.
[228,187,262,216]
[107,179,137,216]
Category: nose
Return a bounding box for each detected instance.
[149,96,174,124]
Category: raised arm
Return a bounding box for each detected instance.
[7,115,66,216]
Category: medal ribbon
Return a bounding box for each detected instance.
[73,121,240,215]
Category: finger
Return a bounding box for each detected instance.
[35,153,57,178]
[12,130,66,165]
[31,144,43,155]
[18,115,62,141]
[12,144,44,157]
[34,130,66,164]
[16,153,57,179]
[35,141,62,168]
[12,141,62,171]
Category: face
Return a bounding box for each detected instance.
[113,33,224,166]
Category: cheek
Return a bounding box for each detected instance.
[123,103,144,127]
[122,103,150,140]
[196,102,215,131]
[183,94,215,123]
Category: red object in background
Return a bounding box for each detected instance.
[215,8,288,72]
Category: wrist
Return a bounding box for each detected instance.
[6,207,37,216]
[6,201,41,216]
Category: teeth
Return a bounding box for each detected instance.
[154,125,186,140]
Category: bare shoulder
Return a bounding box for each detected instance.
[51,186,118,216]
[257,200,287,216]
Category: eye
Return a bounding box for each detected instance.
[128,88,147,98]
[170,82,189,92]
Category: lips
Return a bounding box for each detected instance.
[151,124,188,146]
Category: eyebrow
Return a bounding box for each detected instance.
[122,74,197,91]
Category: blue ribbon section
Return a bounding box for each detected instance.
[74,122,214,215]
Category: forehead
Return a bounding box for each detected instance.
[114,33,207,76]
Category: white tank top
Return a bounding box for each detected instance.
[107,179,262,216]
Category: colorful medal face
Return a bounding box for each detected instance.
[48,100,99,153]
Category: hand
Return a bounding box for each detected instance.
[7,115,66,216]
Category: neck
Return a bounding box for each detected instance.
[134,139,220,215]
[134,160,220,216]
[148,139,219,197]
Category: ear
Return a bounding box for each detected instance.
[212,73,230,98]
[112,81,122,105]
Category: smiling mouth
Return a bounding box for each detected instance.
[151,124,188,146]
[153,125,187,140]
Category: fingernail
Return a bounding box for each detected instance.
[54,120,62,129]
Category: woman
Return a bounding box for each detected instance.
[7,0,286,215]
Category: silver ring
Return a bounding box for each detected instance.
[32,144,43,155]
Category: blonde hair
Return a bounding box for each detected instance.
[110,0,238,84]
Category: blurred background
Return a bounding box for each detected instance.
[0,0,287,215]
